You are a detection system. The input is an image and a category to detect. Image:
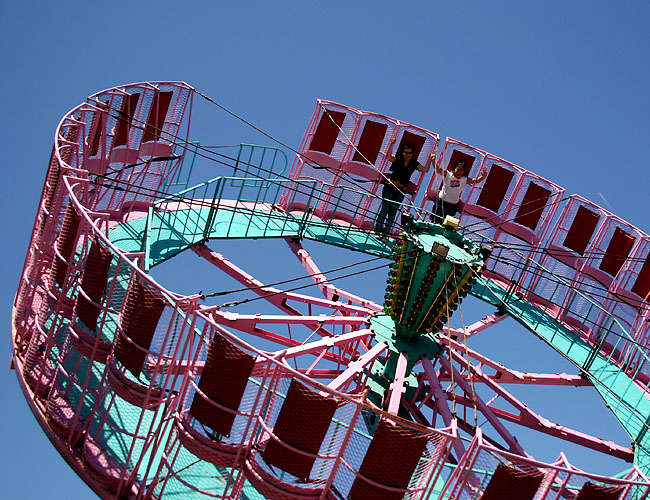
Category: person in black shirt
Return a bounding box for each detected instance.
[373,139,434,236]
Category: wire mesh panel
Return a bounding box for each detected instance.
[561,216,644,351]
[113,276,167,378]
[243,374,351,499]
[21,188,95,402]
[323,113,396,228]
[459,154,526,246]
[82,283,196,496]
[263,379,338,481]
[480,170,565,289]
[75,237,114,333]
[281,101,438,233]
[234,373,447,500]
[189,332,257,438]
[47,337,102,445]
[443,431,650,500]
[528,196,608,312]
[51,203,82,289]
[86,82,193,215]
[599,235,650,338]
[151,318,273,499]
[337,408,454,500]
[615,238,650,382]
[498,171,564,241]
[347,417,429,500]
[480,463,544,500]
[40,223,112,442]
[281,101,361,218]
[13,123,80,328]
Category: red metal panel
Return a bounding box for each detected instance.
[262,379,337,480]
[87,109,105,157]
[142,91,173,143]
[600,227,636,277]
[446,149,476,175]
[76,237,113,330]
[575,481,624,500]
[308,110,346,154]
[632,253,650,300]
[563,205,601,255]
[114,278,166,377]
[112,93,140,147]
[348,418,428,500]
[480,463,543,500]
[476,164,515,213]
[400,130,426,159]
[513,182,551,230]
[52,204,81,288]
[352,120,387,164]
[189,334,255,436]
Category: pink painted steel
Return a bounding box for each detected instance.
[437,354,529,457]
[386,351,409,415]
[13,82,650,499]
[436,334,592,386]
[325,341,387,393]
[420,356,469,462]
[193,242,377,314]
[445,342,633,460]
[276,329,373,359]
[440,429,650,500]
[280,99,439,229]
[286,238,383,311]
[444,311,507,340]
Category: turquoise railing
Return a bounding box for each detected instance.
[162,141,200,193]
[141,168,650,464]
[146,170,650,384]
[141,174,405,268]
[231,143,288,180]
[162,142,289,195]
[469,237,650,456]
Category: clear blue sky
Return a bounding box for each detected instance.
[1,1,649,498]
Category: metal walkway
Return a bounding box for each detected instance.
[110,198,650,474]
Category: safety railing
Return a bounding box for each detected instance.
[469,232,650,450]
[474,232,650,373]
[13,82,650,498]
[142,174,414,268]
[441,428,650,500]
[36,172,649,499]
[161,142,289,194]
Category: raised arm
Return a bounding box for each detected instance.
[468,167,488,185]
[417,150,436,173]
[386,138,397,163]
[434,155,446,176]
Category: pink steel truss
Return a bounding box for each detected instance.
[10,82,650,499]
[287,238,383,311]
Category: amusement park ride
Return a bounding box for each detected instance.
[10,81,650,499]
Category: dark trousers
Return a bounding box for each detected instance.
[374,184,404,235]
[432,197,458,223]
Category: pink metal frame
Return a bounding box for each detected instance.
[441,428,650,500]
[11,82,650,499]
[281,99,440,227]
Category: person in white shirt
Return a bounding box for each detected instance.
[432,160,487,222]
